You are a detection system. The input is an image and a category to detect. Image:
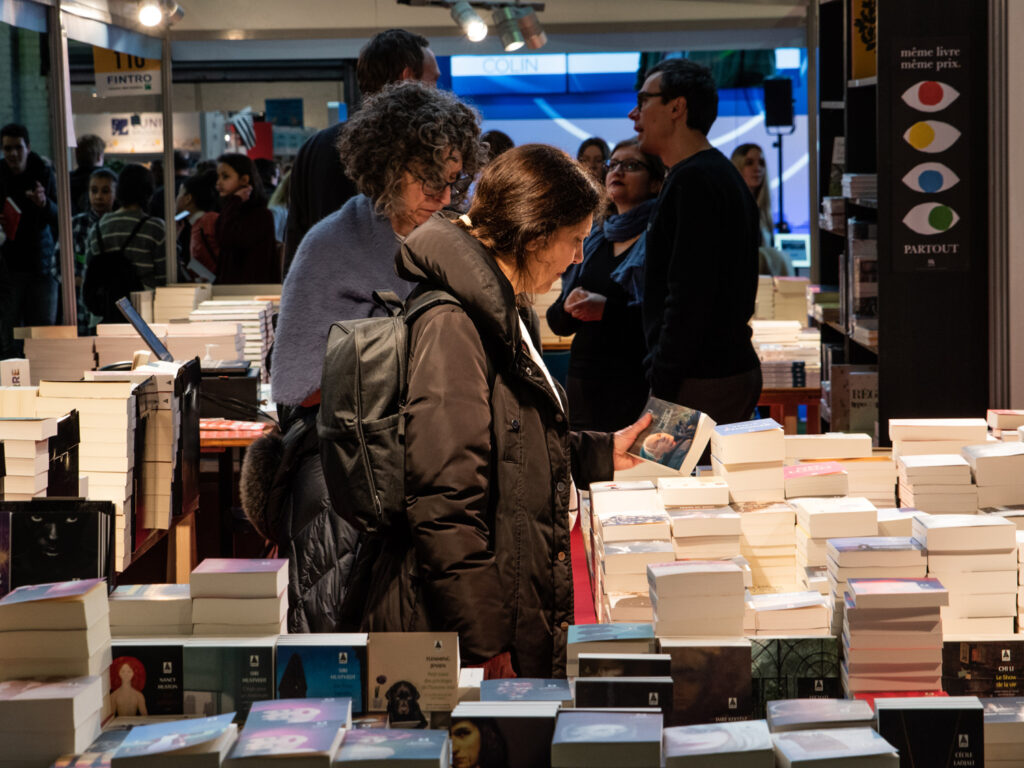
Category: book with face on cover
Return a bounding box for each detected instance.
[627,397,716,476]
[450,700,560,768]
[663,720,774,766]
[110,640,185,716]
[110,713,237,768]
[658,638,752,727]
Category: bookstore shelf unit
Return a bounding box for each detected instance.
[815,0,989,443]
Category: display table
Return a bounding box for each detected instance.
[758,387,822,435]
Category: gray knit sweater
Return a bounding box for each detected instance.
[271,194,414,406]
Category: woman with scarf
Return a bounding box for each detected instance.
[546,138,665,431]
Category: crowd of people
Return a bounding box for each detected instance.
[1,26,781,677]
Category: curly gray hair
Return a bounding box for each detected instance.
[337,81,486,220]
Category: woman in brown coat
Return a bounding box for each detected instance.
[360,145,650,678]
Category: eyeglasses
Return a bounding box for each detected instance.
[635,90,665,109]
[606,159,650,173]
[418,173,473,200]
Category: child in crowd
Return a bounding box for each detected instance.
[68,168,116,334]
[213,153,280,284]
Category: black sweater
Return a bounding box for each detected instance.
[642,148,760,396]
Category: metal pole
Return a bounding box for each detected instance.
[806,0,820,283]
[775,134,789,233]
[47,3,77,327]
[161,33,177,284]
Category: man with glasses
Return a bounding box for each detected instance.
[628,58,762,432]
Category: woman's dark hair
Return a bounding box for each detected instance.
[254,157,279,188]
[464,143,602,292]
[183,169,220,213]
[604,137,666,217]
[356,28,430,95]
[646,58,718,135]
[337,81,486,219]
[217,152,266,206]
[115,164,155,208]
[452,719,508,768]
[576,136,611,163]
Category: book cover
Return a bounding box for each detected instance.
[627,396,715,475]
[574,676,674,715]
[550,710,662,766]
[275,636,366,714]
[52,725,134,767]
[228,720,342,759]
[942,640,1024,698]
[451,705,558,768]
[0,577,106,605]
[750,637,841,718]
[663,720,773,763]
[567,623,654,647]
[110,641,185,716]
[480,678,571,704]
[247,697,351,729]
[182,639,275,723]
[577,653,672,678]
[111,712,236,759]
[366,633,459,722]
[659,639,752,726]
[2,196,21,241]
[334,728,449,764]
[766,698,874,732]
[192,558,287,575]
[875,698,983,768]
[714,418,782,437]
[47,411,81,498]
[772,727,897,763]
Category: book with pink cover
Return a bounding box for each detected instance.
[190,559,287,598]
[0,578,105,605]
[783,462,845,478]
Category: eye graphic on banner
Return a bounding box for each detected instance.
[901,81,960,112]
[903,121,961,153]
[901,162,960,193]
[903,202,960,235]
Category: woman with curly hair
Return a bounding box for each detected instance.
[254,81,485,633]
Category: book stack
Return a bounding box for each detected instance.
[190,558,288,635]
[0,416,56,500]
[665,505,740,561]
[663,720,773,767]
[783,462,848,499]
[190,300,274,380]
[889,417,990,458]
[826,536,927,635]
[734,501,798,590]
[875,697,983,768]
[820,196,846,233]
[842,173,877,200]
[335,729,450,766]
[22,336,96,384]
[165,321,246,363]
[773,277,810,325]
[574,673,674,716]
[35,379,138,568]
[565,623,654,678]
[110,712,238,768]
[846,219,878,345]
[989,409,1024,442]
[749,320,802,346]
[0,383,38,417]
[0,676,106,766]
[913,512,1018,635]
[755,275,774,319]
[711,419,786,504]
[153,283,213,323]
[961,442,1024,509]
[876,508,919,536]
[109,583,192,636]
[772,727,898,768]
[550,709,663,768]
[93,324,169,368]
[758,330,822,389]
[785,432,873,462]
[0,578,111,681]
[897,454,977,513]
[841,578,948,695]
[744,591,830,636]
[647,560,745,637]
[982,696,1024,768]
[766,697,874,733]
[793,496,877,592]
[225,697,350,766]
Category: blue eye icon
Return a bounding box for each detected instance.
[901,162,960,193]
[903,203,960,235]
[901,81,960,112]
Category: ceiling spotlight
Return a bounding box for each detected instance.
[137,0,162,26]
[516,7,547,49]
[492,6,525,51]
[451,0,488,42]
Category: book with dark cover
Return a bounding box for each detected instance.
[451,704,559,768]
[750,637,841,718]
[628,396,715,475]
[334,728,449,765]
[47,410,80,498]
[875,696,983,768]
[1,499,114,589]
[578,653,672,679]
[275,635,367,714]
[480,678,572,704]
[110,640,185,716]
[659,639,752,726]
[183,638,275,723]
[942,640,1024,698]
[574,677,674,716]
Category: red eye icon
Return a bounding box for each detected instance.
[901,81,960,113]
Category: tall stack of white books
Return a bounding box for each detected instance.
[961,442,1024,509]
[0,416,56,500]
[773,277,810,325]
[153,283,213,323]
[982,697,1024,768]
[657,477,739,560]
[108,583,192,637]
[711,419,785,503]
[913,513,1018,635]
[826,536,927,635]
[793,497,878,595]
[35,379,138,569]
[896,454,977,513]
[647,560,745,637]
[22,337,96,384]
[755,275,774,319]
[841,577,947,696]
[889,417,990,459]
[190,558,289,635]
[189,300,274,379]
[734,501,798,590]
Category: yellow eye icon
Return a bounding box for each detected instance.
[903,121,961,153]
[901,81,960,113]
[901,162,961,193]
[903,202,960,235]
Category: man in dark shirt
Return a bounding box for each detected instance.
[628,58,762,427]
[0,123,59,357]
[69,134,105,215]
[283,29,441,275]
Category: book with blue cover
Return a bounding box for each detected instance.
[627,397,715,475]
[714,418,783,436]
[227,702,346,765]
[248,698,352,729]
[550,710,663,767]
[276,635,366,714]
[334,728,449,765]
[480,678,572,704]
[567,623,654,646]
[111,713,237,768]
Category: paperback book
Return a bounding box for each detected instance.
[627,396,715,476]
[110,640,185,716]
[334,728,450,766]
[182,638,276,723]
[110,712,237,768]
[275,634,367,714]
[366,633,459,724]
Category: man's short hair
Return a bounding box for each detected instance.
[89,168,117,184]
[116,164,155,208]
[76,135,106,168]
[1,123,30,145]
[646,58,719,136]
[356,29,430,96]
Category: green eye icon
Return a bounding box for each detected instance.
[903,202,959,235]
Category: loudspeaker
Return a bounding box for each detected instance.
[764,77,794,128]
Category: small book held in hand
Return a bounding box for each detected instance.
[2,196,21,241]
[627,396,716,476]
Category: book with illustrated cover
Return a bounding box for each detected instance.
[663,720,773,766]
[450,700,559,768]
[766,698,874,733]
[110,713,237,768]
[550,710,663,768]
[110,640,185,716]
[189,558,287,598]
[366,633,459,722]
[771,727,898,766]
[942,639,1024,698]
[847,578,948,609]
[628,396,715,475]
[52,724,134,767]
[276,634,367,714]
[247,697,352,729]
[334,728,449,765]
[225,699,348,766]
[182,638,275,723]
[480,678,572,705]
[751,637,841,718]
[658,638,752,727]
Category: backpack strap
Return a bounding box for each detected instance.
[119,214,150,258]
[372,290,406,318]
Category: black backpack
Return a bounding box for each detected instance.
[317,288,461,534]
[82,216,148,323]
